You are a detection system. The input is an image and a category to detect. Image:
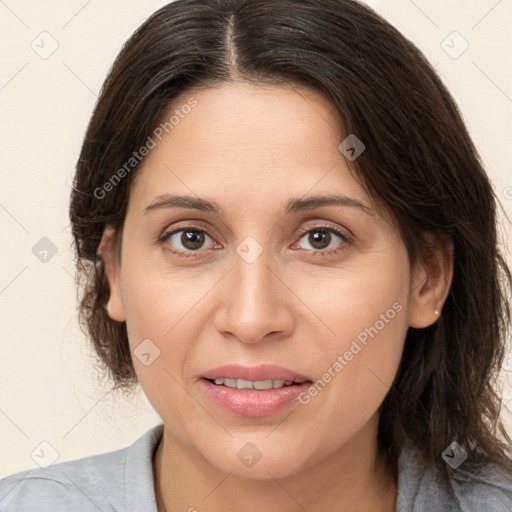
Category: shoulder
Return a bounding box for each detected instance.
[449,462,512,511]
[0,445,127,512]
[396,439,512,512]
[0,424,164,512]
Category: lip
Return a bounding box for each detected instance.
[201,364,311,383]
[199,364,313,417]
[199,378,312,417]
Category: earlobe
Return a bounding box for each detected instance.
[408,236,453,329]
[97,225,126,322]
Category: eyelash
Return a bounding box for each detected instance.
[158,222,353,259]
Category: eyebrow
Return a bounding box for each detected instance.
[143,193,373,216]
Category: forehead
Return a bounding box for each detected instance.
[129,82,369,212]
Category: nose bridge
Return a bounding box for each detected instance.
[215,236,292,343]
[235,246,274,307]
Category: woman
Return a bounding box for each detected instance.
[1,0,511,510]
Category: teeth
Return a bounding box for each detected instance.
[254,380,274,390]
[211,378,297,390]
[237,379,253,389]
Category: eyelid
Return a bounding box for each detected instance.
[293,220,354,243]
[159,220,219,242]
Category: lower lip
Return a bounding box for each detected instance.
[199,378,312,417]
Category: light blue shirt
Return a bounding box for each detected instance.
[1,423,512,511]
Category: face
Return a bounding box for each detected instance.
[102,82,441,479]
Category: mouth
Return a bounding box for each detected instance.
[199,364,314,417]
[204,377,307,390]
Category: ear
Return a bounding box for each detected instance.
[408,233,453,328]
[97,225,126,322]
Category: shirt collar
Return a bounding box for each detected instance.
[124,423,164,511]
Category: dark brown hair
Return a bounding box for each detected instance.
[70,0,512,477]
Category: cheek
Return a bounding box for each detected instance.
[119,242,212,341]
[118,276,192,438]
[298,251,410,419]
[117,255,213,405]
[304,243,409,343]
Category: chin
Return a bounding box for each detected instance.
[198,438,316,481]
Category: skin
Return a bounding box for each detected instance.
[99,82,453,512]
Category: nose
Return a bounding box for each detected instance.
[214,246,294,344]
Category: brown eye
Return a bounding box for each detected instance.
[296,228,347,253]
[307,230,332,250]
[164,229,214,253]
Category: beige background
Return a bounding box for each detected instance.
[1,0,511,477]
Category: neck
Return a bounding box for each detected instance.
[154,414,397,512]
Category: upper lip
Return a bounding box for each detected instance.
[201,364,312,383]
